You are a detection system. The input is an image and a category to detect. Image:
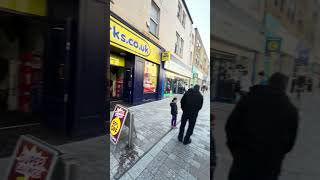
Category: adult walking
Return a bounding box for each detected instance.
[178,85,203,145]
[226,73,299,180]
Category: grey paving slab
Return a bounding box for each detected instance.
[120,93,210,180]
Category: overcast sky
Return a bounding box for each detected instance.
[185,0,210,59]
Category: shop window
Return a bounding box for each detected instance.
[150,1,160,37]
[144,61,158,93]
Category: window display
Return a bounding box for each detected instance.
[143,61,158,93]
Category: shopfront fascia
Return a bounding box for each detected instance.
[0,0,46,16]
[110,13,163,105]
[163,55,192,95]
[192,66,205,86]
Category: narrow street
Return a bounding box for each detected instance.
[119,92,210,180]
[213,91,320,180]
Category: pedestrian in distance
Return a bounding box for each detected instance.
[170,97,178,128]
[178,85,204,145]
[226,72,299,180]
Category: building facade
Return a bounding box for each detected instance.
[111,0,195,99]
[0,0,109,137]
[211,0,265,101]
[192,28,209,87]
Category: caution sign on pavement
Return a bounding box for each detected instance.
[110,104,129,144]
[4,135,59,180]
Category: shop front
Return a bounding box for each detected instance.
[163,55,192,96]
[110,13,163,105]
[0,0,109,137]
[0,2,47,127]
[191,66,205,86]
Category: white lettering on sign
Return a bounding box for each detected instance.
[15,146,48,180]
[114,107,125,118]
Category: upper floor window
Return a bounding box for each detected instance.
[182,11,186,27]
[274,0,278,7]
[174,32,184,57]
[175,32,180,54]
[180,38,184,56]
[177,2,182,21]
[149,1,160,37]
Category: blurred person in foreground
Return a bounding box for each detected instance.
[226,73,299,180]
[210,112,216,180]
[178,85,203,145]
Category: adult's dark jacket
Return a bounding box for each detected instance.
[180,88,203,115]
[226,85,298,175]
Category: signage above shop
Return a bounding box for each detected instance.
[0,0,46,16]
[162,51,171,61]
[164,55,192,78]
[110,54,125,67]
[266,37,282,53]
[110,15,161,64]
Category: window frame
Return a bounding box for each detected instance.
[149,0,160,37]
[182,11,186,28]
[177,1,182,22]
[175,32,181,54]
[180,38,184,57]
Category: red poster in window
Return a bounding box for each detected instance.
[4,135,59,180]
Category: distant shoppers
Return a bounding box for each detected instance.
[296,76,306,100]
[170,97,178,128]
[226,72,299,180]
[178,85,204,145]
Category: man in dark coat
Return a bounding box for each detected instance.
[178,85,204,145]
[225,73,299,180]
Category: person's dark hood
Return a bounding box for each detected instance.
[249,85,286,96]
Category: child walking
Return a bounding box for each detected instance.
[170,97,178,128]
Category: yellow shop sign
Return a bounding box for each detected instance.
[162,51,171,61]
[110,16,161,64]
[110,54,125,67]
[0,0,46,16]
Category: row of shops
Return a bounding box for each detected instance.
[211,1,319,102]
[109,13,207,105]
[0,1,207,137]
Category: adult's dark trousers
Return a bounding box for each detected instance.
[178,112,197,141]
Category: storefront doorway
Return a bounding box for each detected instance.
[0,11,46,128]
[211,49,237,102]
[110,66,124,101]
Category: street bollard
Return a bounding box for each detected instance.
[128,112,134,148]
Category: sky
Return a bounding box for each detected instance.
[185,0,210,59]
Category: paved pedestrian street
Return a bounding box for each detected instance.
[118,93,210,180]
[213,91,320,180]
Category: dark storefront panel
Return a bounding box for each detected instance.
[133,56,145,105]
